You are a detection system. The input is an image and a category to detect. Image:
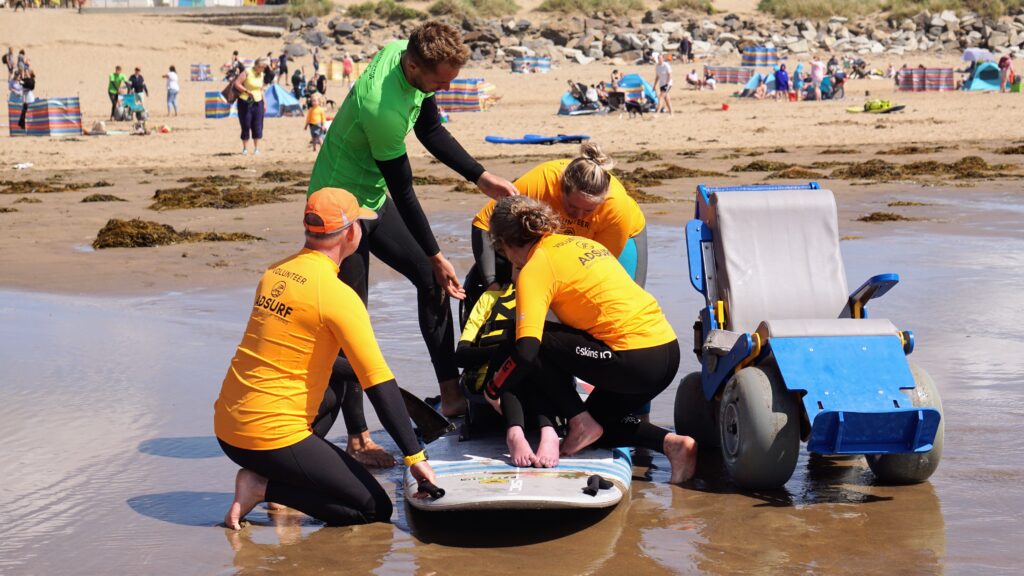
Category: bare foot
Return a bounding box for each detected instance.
[224,468,268,530]
[506,426,537,467]
[347,431,396,468]
[266,502,288,512]
[534,426,560,468]
[664,433,698,484]
[439,378,467,417]
[560,412,604,456]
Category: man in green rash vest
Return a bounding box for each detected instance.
[308,21,519,467]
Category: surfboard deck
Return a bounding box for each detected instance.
[405,434,632,512]
[846,104,906,114]
[485,134,591,145]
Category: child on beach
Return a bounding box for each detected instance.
[455,278,517,396]
[305,94,325,151]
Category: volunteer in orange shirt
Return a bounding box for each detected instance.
[214,187,437,529]
[470,143,647,297]
[483,197,696,484]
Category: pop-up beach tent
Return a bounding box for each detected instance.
[740,72,777,95]
[436,78,497,112]
[896,68,955,91]
[264,83,302,117]
[616,73,657,105]
[7,93,82,136]
[963,61,1001,91]
[741,46,779,67]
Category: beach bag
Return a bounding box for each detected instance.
[221,74,241,104]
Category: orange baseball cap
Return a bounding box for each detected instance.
[304,187,377,234]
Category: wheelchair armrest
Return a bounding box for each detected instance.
[848,273,899,319]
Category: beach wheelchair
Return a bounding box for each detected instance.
[120,93,148,134]
[675,183,943,489]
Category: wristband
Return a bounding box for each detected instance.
[403,450,427,467]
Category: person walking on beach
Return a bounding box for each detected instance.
[3,48,14,80]
[277,51,289,86]
[227,50,244,81]
[653,53,673,115]
[810,55,826,101]
[128,67,148,103]
[305,94,325,151]
[17,69,35,130]
[215,186,438,529]
[312,47,320,76]
[230,57,268,156]
[307,20,519,466]
[17,49,27,75]
[342,51,354,90]
[107,65,127,121]
[163,65,179,116]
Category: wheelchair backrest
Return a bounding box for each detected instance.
[704,187,849,334]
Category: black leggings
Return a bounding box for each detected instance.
[336,196,457,434]
[501,323,680,452]
[218,358,394,526]
[108,92,118,120]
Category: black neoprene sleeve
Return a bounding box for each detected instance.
[471,226,498,286]
[364,379,423,457]
[375,155,441,257]
[485,337,541,399]
[414,96,486,184]
[454,340,499,368]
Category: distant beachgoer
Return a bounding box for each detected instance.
[678,35,693,64]
[774,64,790,100]
[17,49,27,74]
[163,65,179,116]
[292,67,306,101]
[610,69,621,91]
[3,48,14,79]
[342,51,354,90]
[13,0,26,11]
[653,53,673,114]
[810,55,826,101]
[313,47,320,75]
[17,70,35,129]
[999,54,1014,93]
[108,65,127,121]
[685,69,701,89]
[278,51,289,86]
[262,60,276,87]
[128,67,148,103]
[827,55,839,75]
[226,50,244,82]
[315,72,327,96]
[215,186,437,529]
[704,70,717,91]
[8,70,22,96]
[753,77,767,100]
[306,94,326,151]
[231,57,268,156]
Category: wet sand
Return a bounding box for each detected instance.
[1,208,1022,574]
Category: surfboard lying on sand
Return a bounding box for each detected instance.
[485,134,591,145]
[846,104,906,114]
[405,434,632,512]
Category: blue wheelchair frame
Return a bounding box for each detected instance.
[685,183,940,455]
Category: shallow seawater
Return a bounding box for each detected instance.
[1,209,1022,575]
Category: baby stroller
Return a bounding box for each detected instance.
[123,93,148,134]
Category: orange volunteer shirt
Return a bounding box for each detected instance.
[214,249,394,451]
[515,234,676,351]
[472,159,645,257]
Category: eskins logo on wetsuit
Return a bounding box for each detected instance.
[254,280,294,320]
[270,281,286,298]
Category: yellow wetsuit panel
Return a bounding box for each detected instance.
[214,249,394,451]
[515,234,675,351]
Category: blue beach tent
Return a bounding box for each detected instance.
[963,61,1001,91]
[264,83,302,117]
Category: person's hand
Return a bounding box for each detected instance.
[431,253,466,300]
[476,171,518,201]
[410,461,438,499]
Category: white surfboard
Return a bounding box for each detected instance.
[404,435,633,512]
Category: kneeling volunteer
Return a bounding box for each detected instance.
[214,187,437,529]
[484,196,697,483]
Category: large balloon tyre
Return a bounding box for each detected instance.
[674,372,719,448]
[718,364,801,490]
[866,361,944,485]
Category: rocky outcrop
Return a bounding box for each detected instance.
[281,8,1024,67]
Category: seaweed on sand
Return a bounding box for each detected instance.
[14,197,42,204]
[0,179,113,194]
[413,175,461,186]
[149,182,291,210]
[624,150,662,163]
[877,145,948,155]
[730,160,792,172]
[764,167,825,180]
[857,212,914,222]
[92,218,262,249]
[261,169,309,183]
[887,200,931,207]
[832,156,1012,181]
[0,207,17,213]
[179,175,239,186]
[82,193,127,202]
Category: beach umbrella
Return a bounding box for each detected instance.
[962,48,995,62]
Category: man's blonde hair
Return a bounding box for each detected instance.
[407,21,470,69]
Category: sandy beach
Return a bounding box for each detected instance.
[2,7,1024,575]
